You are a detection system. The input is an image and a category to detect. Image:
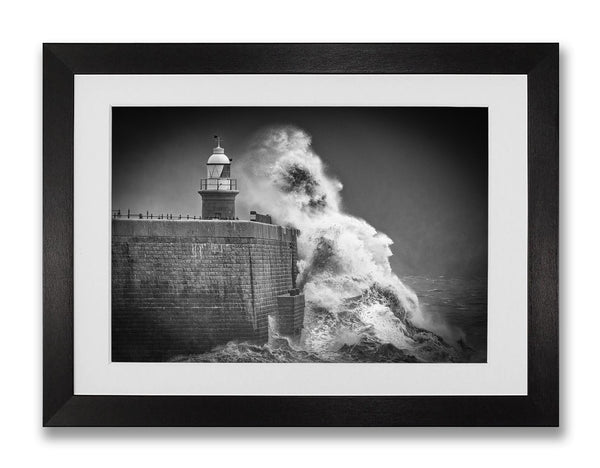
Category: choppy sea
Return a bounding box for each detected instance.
[171,276,487,364]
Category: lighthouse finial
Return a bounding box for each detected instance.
[213,135,222,148]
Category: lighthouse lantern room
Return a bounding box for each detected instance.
[198,136,239,220]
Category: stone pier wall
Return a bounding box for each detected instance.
[112,219,299,362]
[275,294,305,336]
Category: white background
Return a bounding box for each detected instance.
[0,0,596,467]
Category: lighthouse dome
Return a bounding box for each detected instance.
[207,146,231,165]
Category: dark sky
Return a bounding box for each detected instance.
[113,107,488,278]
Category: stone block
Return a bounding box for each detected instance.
[275,294,305,336]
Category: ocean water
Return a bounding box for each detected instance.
[401,276,488,362]
[172,275,487,364]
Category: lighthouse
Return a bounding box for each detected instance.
[198,136,239,220]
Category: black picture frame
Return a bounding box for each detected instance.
[43,43,558,427]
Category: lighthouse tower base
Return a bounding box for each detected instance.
[198,190,239,220]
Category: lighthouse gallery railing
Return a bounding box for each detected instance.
[199,178,238,191]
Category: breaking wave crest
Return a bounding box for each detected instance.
[180,126,468,363]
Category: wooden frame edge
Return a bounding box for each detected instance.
[42,43,559,427]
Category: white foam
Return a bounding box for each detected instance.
[236,126,453,359]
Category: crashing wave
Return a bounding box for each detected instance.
[182,126,466,363]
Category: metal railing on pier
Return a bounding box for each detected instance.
[112,209,203,220]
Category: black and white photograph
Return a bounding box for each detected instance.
[36,33,562,436]
[111,106,488,364]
